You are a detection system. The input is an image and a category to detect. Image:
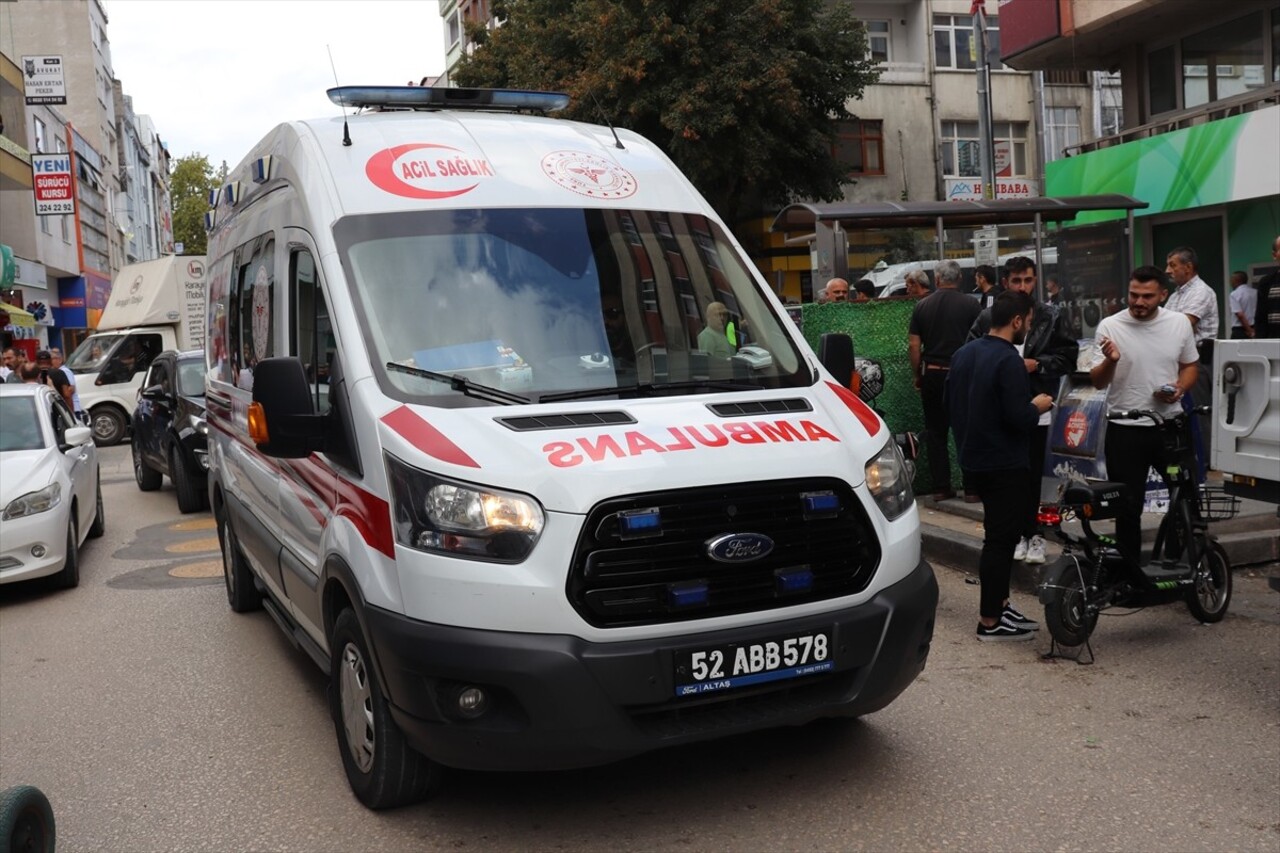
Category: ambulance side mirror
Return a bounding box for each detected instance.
[818,333,856,390]
[251,357,326,458]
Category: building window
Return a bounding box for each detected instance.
[934,14,1003,70]
[1100,105,1124,137]
[834,120,884,176]
[866,20,891,64]
[941,120,1027,177]
[33,117,46,153]
[1148,44,1178,114]
[447,8,463,47]
[1181,13,1264,108]
[1044,107,1080,161]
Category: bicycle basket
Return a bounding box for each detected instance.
[1197,485,1241,521]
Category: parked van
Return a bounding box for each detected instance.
[65,255,206,445]
[205,86,937,809]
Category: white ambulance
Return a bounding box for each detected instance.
[205,86,937,809]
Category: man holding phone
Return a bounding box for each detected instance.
[1090,266,1199,566]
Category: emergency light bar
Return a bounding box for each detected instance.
[326,86,571,113]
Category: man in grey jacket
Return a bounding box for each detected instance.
[967,256,1078,565]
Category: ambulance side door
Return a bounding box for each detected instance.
[276,233,335,640]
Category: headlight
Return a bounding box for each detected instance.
[386,455,544,562]
[865,439,913,521]
[3,482,62,520]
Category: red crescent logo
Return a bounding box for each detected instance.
[365,143,485,199]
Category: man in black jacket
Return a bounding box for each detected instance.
[948,291,1055,640]
[967,256,1078,566]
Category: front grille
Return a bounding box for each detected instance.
[568,478,881,627]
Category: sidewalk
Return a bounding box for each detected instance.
[917,488,1280,592]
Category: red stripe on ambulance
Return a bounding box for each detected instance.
[381,406,480,468]
[542,419,839,468]
[825,381,882,436]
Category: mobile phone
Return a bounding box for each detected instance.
[1157,383,1177,396]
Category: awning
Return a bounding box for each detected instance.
[771,194,1149,232]
[0,302,37,328]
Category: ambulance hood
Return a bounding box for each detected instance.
[98,256,206,331]
[373,380,888,514]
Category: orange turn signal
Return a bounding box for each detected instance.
[248,401,269,445]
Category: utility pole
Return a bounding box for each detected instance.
[973,0,997,199]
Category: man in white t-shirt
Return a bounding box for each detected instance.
[1228,270,1257,339]
[1090,266,1198,566]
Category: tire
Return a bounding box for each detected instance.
[91,406,128,447]
[1044,557,1097,647]
[171,448,206,514]
[329,609,440,809]
[217,509,262,613]
[133,438,161,491]
[0,784,56,853]
[53,519,79,590]
[88,477,105,538]
[1185,538,1232,623]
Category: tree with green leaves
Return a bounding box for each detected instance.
[169,154,219,256]
[453,0,879,227]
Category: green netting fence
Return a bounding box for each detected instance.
[799,300,961,494]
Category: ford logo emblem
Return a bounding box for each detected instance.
[705,533,774,563]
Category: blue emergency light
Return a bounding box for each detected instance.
[801,490,841,518]
[617,508,662,539]
[326,86,570,113]
[775,567,814,594]
[668,581,709,608]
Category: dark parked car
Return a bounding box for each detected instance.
[131,349,208,513]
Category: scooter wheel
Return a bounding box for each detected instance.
[1185,539,1231,623]
[1044,559,1098,646]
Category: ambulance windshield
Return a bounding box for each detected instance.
[334,208,810,404]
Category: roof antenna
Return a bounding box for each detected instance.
[590,92,625,150]
[327,44,351,146]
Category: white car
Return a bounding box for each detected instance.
[0,383,104,588]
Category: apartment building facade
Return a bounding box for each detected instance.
[0,0,173,352]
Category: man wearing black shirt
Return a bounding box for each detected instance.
[909,259,982,500]
[947,291,1055,641]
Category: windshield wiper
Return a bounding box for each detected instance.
[385,362,529,405]
[537,379,758,404]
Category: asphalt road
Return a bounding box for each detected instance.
[1,444,1277,852]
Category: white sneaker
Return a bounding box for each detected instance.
[1025,535,1047,565]
[1013,537,1028,561]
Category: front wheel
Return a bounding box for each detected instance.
[133,440,161,491]
[1185,538,1231,623]
[329,609,441,809]
[53,519,79,589]
[1043,557,1098,647]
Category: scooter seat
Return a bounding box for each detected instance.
[1061,480,1128,520]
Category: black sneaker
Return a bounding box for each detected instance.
[1002,603,1040,631]
[976,620,1036,642]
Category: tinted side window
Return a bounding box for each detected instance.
[290,248,334,414]
[149,360,172,394]
[230,235,275,390]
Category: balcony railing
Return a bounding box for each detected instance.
[1068,83,1280,156]
[876,61,928,85]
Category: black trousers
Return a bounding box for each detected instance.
[968,467,1026,618]
[1103,423,1172,566]
[921,369,952,492]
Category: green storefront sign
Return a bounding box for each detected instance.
[1046,105,1280,225]
[0,243,14,289]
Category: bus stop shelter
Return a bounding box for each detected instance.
[771,195,1149,298]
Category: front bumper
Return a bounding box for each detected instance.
[0,514,70,585]
[365,558,937,771]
